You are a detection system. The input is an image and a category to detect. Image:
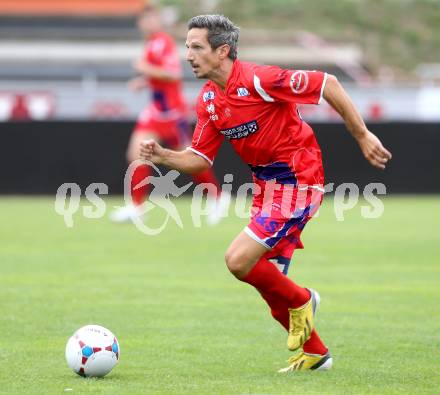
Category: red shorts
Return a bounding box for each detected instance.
[134,106,189,149]
[245,179,324,274]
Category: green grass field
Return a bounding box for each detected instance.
[1,196,439,394]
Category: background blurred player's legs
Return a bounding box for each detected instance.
[175,116,221,198]
[192,163,230,226]
[111,118,226,224]
[174,118,227,225]
[127,130,156,204]
[194,169,230,226]
[110,129,156,223]
[192,169,219,195]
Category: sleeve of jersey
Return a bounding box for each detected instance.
[253,65,328,105]
[188,98,223,166]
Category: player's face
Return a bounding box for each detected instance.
[137,10,161,36]
[186,28,222,79]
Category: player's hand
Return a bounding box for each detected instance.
[128,77,145,91]
[356,130,392,170]
[140,139,165,164]
[133,59,152,76]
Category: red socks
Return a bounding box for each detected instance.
[130,166,220,205]
[192,168,221,198]
[242,257,310,309]
[131,164,151,206]
[303,330,328,355]
[242,257,328,355]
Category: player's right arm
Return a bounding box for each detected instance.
[140,140,210,174]
[133,59,181,81]
[128,75,147,91]
[140,88,223,174]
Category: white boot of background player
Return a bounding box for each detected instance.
[206,191,231,226]
[109,204,144,223]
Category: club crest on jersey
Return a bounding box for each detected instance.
[206,102,218,120]
[290,71,309,94]
[203,91,215,102]
[220,120,259,140]
[206,103,215,114]
[237,87,250,97]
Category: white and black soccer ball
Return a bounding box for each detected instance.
[65,324,120,377]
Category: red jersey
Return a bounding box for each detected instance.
[143,31,186,119]
[189,60,328,186]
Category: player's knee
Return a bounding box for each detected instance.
[224,248,249,279]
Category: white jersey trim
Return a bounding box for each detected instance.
[253,74,275,102]
[318,73,328,105]
[186,147,213,166]
[195,117,210,146]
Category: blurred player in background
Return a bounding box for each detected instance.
[110,4,225,224]
[140,15,391,372]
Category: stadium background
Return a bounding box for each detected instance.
[0,1,439,394]
[0,0,439,194]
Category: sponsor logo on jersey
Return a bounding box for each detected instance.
[203,91,215,102]
[237,87,250,97]
[290,70,309,94]
[220,120,259,139]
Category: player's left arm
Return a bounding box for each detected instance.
[133,59,181,81]
[323,75,392,170]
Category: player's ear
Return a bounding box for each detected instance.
[217,44,230,60]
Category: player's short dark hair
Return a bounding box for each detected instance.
[188,15,240,60]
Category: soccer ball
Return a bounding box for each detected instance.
[65,324,120,377]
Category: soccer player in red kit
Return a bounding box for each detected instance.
[111,5,224,224]
[140,15,392,371]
